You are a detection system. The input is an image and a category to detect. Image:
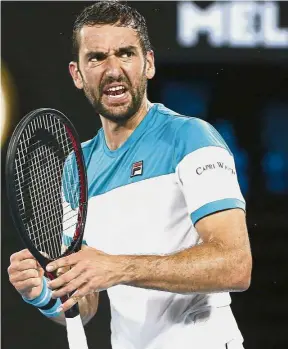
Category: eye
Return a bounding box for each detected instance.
[121,51,134,58]
[89,53,106,62]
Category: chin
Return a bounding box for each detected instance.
[101,107,135,123]
[98,101,137,122]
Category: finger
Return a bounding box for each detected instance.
[59,286,92,313]
[10,249,35,263]
[50,272,89,299]
[48,265,82,290]
[9,269,39,283]
[13,259,38,271]
[14,278,42,292]
[46,255,77,272]
[8,259,38,276]
[56,266,71,277]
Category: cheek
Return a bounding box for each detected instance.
[130,69,146,88]
[84,77,101,96]
[82,67,100,86]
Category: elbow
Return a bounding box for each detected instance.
[233,274,251,292]
[230,255,252,292]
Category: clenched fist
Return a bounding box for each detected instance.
[8,249,44,300]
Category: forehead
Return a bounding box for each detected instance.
[78,24,141,52]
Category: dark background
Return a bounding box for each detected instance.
[1,1,288,349]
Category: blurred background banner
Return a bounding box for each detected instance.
[138,1,288,63]
[1,1,288,349]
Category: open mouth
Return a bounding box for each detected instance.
[104,85,127,99]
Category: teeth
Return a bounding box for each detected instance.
[110,92,125,98]
[107,86,125,92]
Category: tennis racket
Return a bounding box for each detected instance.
[6,108,89,349]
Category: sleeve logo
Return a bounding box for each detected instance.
[196,162,236,175]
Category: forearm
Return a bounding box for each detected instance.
[121,242,251,294]
[49,292,99,326]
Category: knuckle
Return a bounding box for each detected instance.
[15,283,24,292]
[63,256,70,265]
[8,268,17,281]
[67,284,75,294]
[10,249,26,263]
[8,274,15,284]
[29,259,37,269]
[72,292,83,302]
[23,270,30,278]
[76,290,84,298]
[82,274,89,283]
[27,269,38,278]
[69,279,78,289]
[16,281,26,290]
[83,260,90,269]
[56,267,65,277]
[10,253,17,263]
[13,261,20,270]
[62,273,70,283]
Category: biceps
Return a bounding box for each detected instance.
[195,208,250,252]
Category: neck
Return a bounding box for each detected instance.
[100,98,151,151]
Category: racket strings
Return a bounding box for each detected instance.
[14,114,82,260]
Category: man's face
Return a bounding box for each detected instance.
[70,24,155,123]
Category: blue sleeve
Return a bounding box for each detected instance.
[173,118,231,169]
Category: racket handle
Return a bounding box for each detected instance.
[66,314,89,349]
[65,302,80,318]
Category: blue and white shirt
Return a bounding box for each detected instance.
[64,103,245,349]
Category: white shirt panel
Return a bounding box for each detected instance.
[176,146,245,216]
[82,173,237,348]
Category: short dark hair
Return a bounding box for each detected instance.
[72,1,152,61]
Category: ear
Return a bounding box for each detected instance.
[145,51,155,80]
[69,61,84,89]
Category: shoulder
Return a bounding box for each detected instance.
[153,104,230,166]
[172,117,231,167]
[154,104,227,148]
[175,117,230,152]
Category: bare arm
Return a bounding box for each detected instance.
[44,209,252,313]
[120,208,252,293]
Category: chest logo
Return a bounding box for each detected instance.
[131,160,143,177]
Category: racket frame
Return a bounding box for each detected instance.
[6,108,88,318]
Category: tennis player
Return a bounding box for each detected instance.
[8,2,252,348]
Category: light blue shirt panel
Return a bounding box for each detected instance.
[84,131,174,199]
[80,104,232,200]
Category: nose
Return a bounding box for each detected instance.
[104,55,122,80]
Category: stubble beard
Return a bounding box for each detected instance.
[83,73,147,124]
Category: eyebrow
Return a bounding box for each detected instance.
[85,45,138,59]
